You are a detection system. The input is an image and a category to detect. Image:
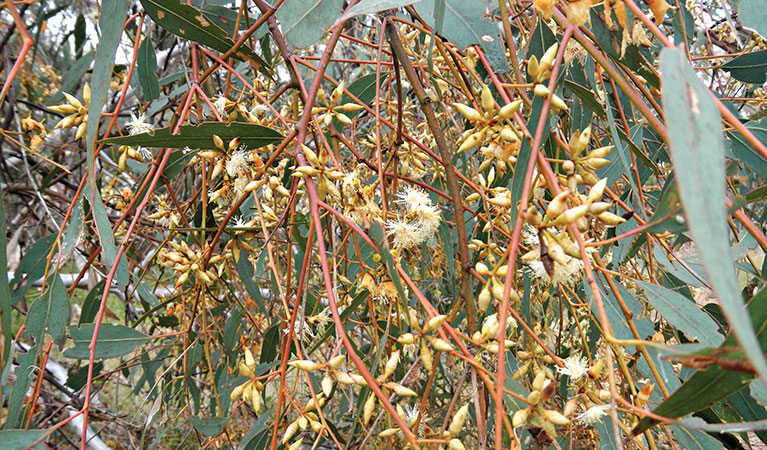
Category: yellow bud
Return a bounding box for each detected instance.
[385,382,417,397]
[288,439,303,450]
[512,408,529,427]
[397,333,415,345]
[527,390,542,405]
[534,84,550,98]
[424,314,447,332]
[239,362,254,378]
[500,126,519,142]
[453,103,483,122]
[478,285,492,314]
[449,439,467,450]
[597,211,626,226]
[282,421,299,443]
[539,42,559,77]
[583,157,610,169]
[481,85,495,112]
[379,428,399,438]
[383,351,400,379]
[457,130,485,153]
[230,383,245,402]
[550,204,589,226]
[544,190,570,223]
[212,134,224,150]
[328,354,345,370]
[589,202,613,215]
[421,339,434,372]
[527,55,539,78]
[500,100,523,119]
[430,337,454,352]
[288,360,320,372]
[480,313,499,341]
[363,393,376,425]
[550,94,568,111]
[544,409,571,426]
[322,375,334,397]
[63,92,83,109]
[475,262,490,276]
[588,145,614,159]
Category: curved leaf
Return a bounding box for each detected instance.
[0,429,46,449]
[140,0,268,69]
[25,273,70,346]
[638,281,724,347]
[100,122,283,150]
[660,46,767,389]
[340,0,421,22]
[721,50,767,85]
[137,37,160,101]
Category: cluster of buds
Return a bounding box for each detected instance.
[529,43,568,111]
[146,195,181,229]
[293,145,345,201]
[512,368,572,438]
[230,348,264,414]
[159,241,222,288]
[311,81,363,127]
[454,85,523,174]
[475,263,520,314]
[50,83,90,140]
[199,135,261,207]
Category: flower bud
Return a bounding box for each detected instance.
[289,360,320,372]
[481,85,495,112]
[534,84,550,98]
[424,314,447,332]
[587,178,607,203]
[363,393,376,425]
[449,439,467,450]
[430,337,454,352]
[550,94,568,111]
[527,55,539,78]
[550,204,589,226]
[457,130,485,153]
[544,190,570,222]
[397,333,415,345]
[512,408,529,427]
[538,43,559,78]
[385,382,417,397]
[448,404,470,436]
[478,285,492,314]
[499,100,523,119]
[596,211,626,226]
[544,409,571,426]
[453,103,483,122]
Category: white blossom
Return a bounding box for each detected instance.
[213,95,227,116]
[576,405,610,425]
[557,355,589,381]
[126,112,154,135]
[226,150,250,177]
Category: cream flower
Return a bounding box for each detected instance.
[576,405,610,425]
[126,112,154,135]
[557,355,589,381]
[226,150,250,177]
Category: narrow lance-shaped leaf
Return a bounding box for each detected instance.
[140,0,269,70]
[660,46,767,389]
[100,122,284,150]
[638,281,724,347]
[25,273,71,346]
[137,37,161,101]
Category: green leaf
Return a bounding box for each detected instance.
[189,416,227,436]
[721,50,767,84]
[564,79,606,119]
[739,0,767,39]
[84,186,130,288]
[0,180,10,377]
[64,324,150,359]
[632,287,767,436]
[660,46,767,389]
[340,0,421,22]
[0,429,46,449]
[74,13,86,58]
[137,37,160,101]
[415,0,509,74]
[637,281,724,347]
[727,118,767,176]
[80,281,106,325]
[163,149,198,182]
[6,345,38,427]
[100,122,283,150]
[671,425,722,450]
[25,273,70,346]
[276,0,344,48]
[9,233,57,304]
[140,0,269,69]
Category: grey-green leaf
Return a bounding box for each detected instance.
[739,0,767,39]
[660,46,767,388]
[64,324,150,359]
[414,0,509,73]
[189,416,227,436]
[137,37,161,101]
[100,122,283,150]
[637,281,724,347]
[276,0,344,48]
[0,429,47,449]
[340,0,421,22]
[24,273,70,346]
[721,50,767,85]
